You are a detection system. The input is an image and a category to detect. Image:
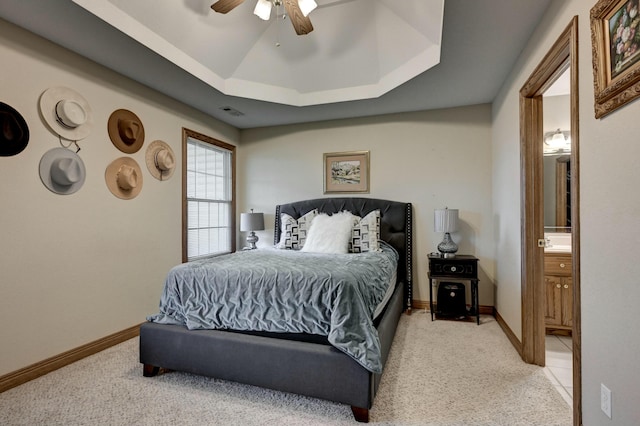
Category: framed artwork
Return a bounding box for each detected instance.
[591,0,640,118]
[323,151,370,194]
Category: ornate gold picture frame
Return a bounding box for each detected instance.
[591,0,640,118]
[323,151,370,194]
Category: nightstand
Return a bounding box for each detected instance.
[428,254,480,325]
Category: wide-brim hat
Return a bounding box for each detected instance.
[108,109,145,154]
[39,87,93,141]
[145,140,176,181]
[39,147,86,195]
[0,102,29,156]
[105,157,143,200]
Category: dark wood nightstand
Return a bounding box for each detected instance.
[428,254,480,325]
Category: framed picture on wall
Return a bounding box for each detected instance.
[323,151,370,194]
[591,0,640,118]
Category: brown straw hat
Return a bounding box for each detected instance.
[105,157,143,200]
[39,87,93,141]
[145,140,176,181]
[108,109,145,154]
[0,102,29,156]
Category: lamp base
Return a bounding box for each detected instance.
[437,232,458,258]
[246,232,259,250]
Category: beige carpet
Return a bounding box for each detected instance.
[0,312,572,425]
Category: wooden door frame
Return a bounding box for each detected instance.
[519,17,581,425]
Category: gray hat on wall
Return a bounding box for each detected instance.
[39,147,86,195]
[39,87,93,141]
[0,102,29,156]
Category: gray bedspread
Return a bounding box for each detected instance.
[147,242,398,373]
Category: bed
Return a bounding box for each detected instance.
[139,197,413,422]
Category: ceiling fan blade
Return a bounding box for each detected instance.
[211,0,245,14]
[283,0,314,35]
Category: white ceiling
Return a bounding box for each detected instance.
[0,0,552,129]
[544,68,571,98]
[82,0,445,107]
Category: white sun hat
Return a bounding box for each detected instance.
[145,140,175,181]
[39,86,93,141]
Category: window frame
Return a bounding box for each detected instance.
[182,128,236,262]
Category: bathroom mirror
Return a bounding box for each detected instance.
[543,154,571,231]
[542,75,571,233]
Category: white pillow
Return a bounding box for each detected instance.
[277,209,318,250]
[301,211,356,254]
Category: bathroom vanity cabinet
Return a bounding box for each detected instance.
[544,252,573,331]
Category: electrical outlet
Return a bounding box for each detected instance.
[601,383,612,419]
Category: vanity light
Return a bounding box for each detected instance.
[434,207,459,258]
[544,129,571,154]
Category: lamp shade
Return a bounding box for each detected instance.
[240,212,265,232]
[434,208,458,233]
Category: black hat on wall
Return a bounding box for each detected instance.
[0,102,29,156]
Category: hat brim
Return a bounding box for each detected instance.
[145,140,176,181]
[105,157,143,200]
[0,102,29,157]
[108,109,145,154]
[39,87,93,141]
[39,147,86,195]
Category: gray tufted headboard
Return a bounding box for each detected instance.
[274,197,413,311]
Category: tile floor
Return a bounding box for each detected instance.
[544,334,573,407]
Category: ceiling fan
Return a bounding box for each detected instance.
[211,0,316,35]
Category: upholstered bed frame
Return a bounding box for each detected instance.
[139,197,413,422]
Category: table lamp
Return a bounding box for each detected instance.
[434,207,459,258]
[240,209,265,250]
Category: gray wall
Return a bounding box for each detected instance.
[492,0,640,423]
[238,107,496,305]
[4,0,640,423]
[1,14,496,378]
[0,19,239,376]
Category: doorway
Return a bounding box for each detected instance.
[519,17,581,425]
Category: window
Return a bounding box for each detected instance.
[183,128,236,261]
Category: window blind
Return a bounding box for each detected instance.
[186,137,232,260]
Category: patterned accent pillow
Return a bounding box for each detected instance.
[276,209,318,250]
[349,210,381,253]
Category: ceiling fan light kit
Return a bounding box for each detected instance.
[253,0,273,20]
[298,0,317,17]
[212,0,315,35]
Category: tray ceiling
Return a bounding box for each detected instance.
[76,0,444,106]
[0,0,552,128]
